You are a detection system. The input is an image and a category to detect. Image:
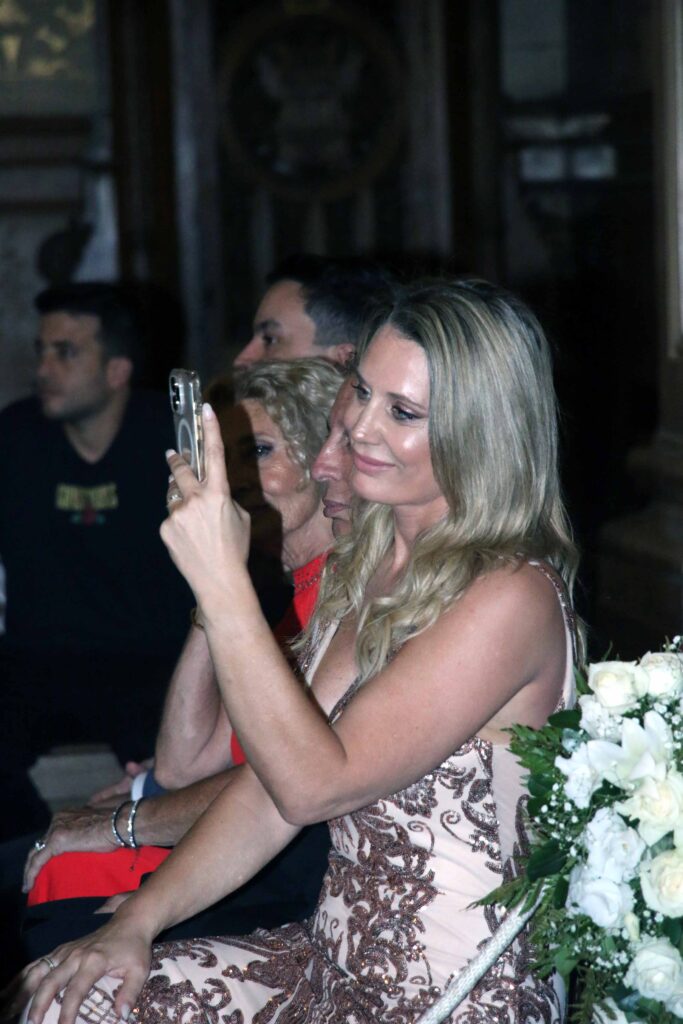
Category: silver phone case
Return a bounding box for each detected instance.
[169,368,205,480]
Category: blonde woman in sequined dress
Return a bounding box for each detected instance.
[22,279,578,1024]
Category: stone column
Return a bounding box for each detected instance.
[596,0,683,655]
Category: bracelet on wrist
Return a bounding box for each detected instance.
[111,800,130,848]
[127,798,144,849]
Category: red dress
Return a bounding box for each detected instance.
[28,552,327,905]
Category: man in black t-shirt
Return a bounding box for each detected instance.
[0,283,192,839]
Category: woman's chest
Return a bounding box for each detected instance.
[309,616,360,718]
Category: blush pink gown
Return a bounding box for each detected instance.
[42,563,575,1024]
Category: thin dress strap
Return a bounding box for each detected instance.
[527,559,578,664]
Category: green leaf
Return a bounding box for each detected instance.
[528,774,553,797]
[526,839,567,881]
[664,917,683,947]
[553,875,569,908]
[549,708,581,730]
[553,945,578,978]
[521,880,544,913]
[475,876,527,909]
[527,796,548,818]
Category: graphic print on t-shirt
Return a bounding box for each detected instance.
[55,482,118,526]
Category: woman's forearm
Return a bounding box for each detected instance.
[113,765,301,936]
[154,626,232,788]
[134,770,233,846]
[199,570,348,823]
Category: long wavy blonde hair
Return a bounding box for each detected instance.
[302,277,580,683]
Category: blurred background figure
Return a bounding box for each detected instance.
[234,254,394,366]
[0,283,192,840]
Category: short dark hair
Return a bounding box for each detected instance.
[266,254,394,351]
[34,282,143,365]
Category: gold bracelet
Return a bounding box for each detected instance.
[190,606,205,630]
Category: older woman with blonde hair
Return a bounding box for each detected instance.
[23,279,578,1024]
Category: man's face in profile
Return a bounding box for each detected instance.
[234,280,320,366]
[35,312,115,424]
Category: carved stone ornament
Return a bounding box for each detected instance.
[217,0,404,202]
[0,0,96,114]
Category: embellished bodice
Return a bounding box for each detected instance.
[304,561,575,1021]
[307,741,539,1019]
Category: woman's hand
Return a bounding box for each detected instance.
[5,917,151,1024]
[160,404,251,604]
[23,807,119,893]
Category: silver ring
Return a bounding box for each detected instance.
[166,491,182,506]
[33,839,47,852]
[39,955,57,971]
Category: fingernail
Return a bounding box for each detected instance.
[202,403,214,419]
[165,449,176,458]
[121,1005,131,1020]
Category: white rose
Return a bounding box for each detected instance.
[583,807,646,882]
[667,987,683,1018]
[613,712,673,789]
[567,864,634,928]
[579,694,623,741]
[640,848,683,917]
[625,936,683,1002]
[589,661,640,714]
[635,652,683,700]
[616,770,683,847]
[592,999,639,1024]
[555,743,605,808]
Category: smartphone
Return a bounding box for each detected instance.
[169,368,205,480]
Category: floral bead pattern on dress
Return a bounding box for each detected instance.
[71,736,566,1023]
[50,562,573,1024]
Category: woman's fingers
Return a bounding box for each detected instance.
[0,959,52,1021]
[165,450,198,498]
[26,955,73,1024]
[54,958,115,1024]
[112,963,149,1021]
[27,942,149,1024]
[23,842,51,892]
[165,404,228,500]
[201,403,230,494]
[165,480,183,514]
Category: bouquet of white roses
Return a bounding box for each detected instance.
[482,638,683,1024]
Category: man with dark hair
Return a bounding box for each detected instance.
[34,282,143,366]
[233,253,393,366]
[0,282,191,840]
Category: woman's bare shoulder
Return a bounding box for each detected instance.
[442,558,565,635]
